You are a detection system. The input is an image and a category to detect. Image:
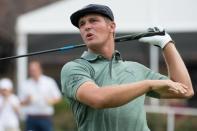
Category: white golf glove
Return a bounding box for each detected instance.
[139,27,173,49]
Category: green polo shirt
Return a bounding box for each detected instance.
[61,50,168,131]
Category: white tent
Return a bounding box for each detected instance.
[15,0,197,90]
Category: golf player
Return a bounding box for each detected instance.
[61,4,194,131]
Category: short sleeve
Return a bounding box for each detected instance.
[48,78,62,99]
[18,81,31,101]
[61,61,94,100]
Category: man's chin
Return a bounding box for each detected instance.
[86,42,101,49]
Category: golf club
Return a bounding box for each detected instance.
[0,31,165,61]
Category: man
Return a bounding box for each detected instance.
[0,78,20,131]
[61,4,194,131]
[19,61,62,131]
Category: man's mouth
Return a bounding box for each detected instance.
[86,33,94,40]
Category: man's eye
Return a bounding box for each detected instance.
[79,22,85,27]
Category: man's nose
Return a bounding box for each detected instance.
[84,22,92,31]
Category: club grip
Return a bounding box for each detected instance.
[115,30,165,42]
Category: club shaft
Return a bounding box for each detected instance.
[0,31,165,61]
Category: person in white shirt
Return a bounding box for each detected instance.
[0,78,21,131]
[19,61,62,131]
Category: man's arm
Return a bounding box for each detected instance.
[161,42,194,98]
[139,27,194,98]
[45,97,61,105]
[46,78,62,105]
[76,79,187,109]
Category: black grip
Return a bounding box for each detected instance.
[115,30,165,42]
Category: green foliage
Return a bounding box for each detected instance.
[21,104,197,131]
[53,98,77,131]
[147,113,167,131]
[147,113,197,131]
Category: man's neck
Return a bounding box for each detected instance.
[32,74,42,82]
[88,40,115,60]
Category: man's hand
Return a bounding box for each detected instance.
[139,27,173,49]
[149,80,189,98]
[45,97,61,106]
[20,95,32,106]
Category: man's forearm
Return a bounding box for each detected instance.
[46,97,61,105]
[77,80,151,109]
[99,81,151,108]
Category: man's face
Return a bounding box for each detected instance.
[0,88,12,97]
[78,14,115,49]
[29,62,42,80]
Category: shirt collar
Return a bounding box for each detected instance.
[30,75,44,83]
[81,50,122,62]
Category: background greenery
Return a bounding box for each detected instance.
[20,100,197,131]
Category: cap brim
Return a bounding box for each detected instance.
[70,8,113,28]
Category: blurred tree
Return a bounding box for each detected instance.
[0,0,60,39]
[0,35,14,75]
[0,0,60,76]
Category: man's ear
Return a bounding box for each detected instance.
[109,22,116,33]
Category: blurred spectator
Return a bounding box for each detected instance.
[18,61,62,131]
[0,78,21,131]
